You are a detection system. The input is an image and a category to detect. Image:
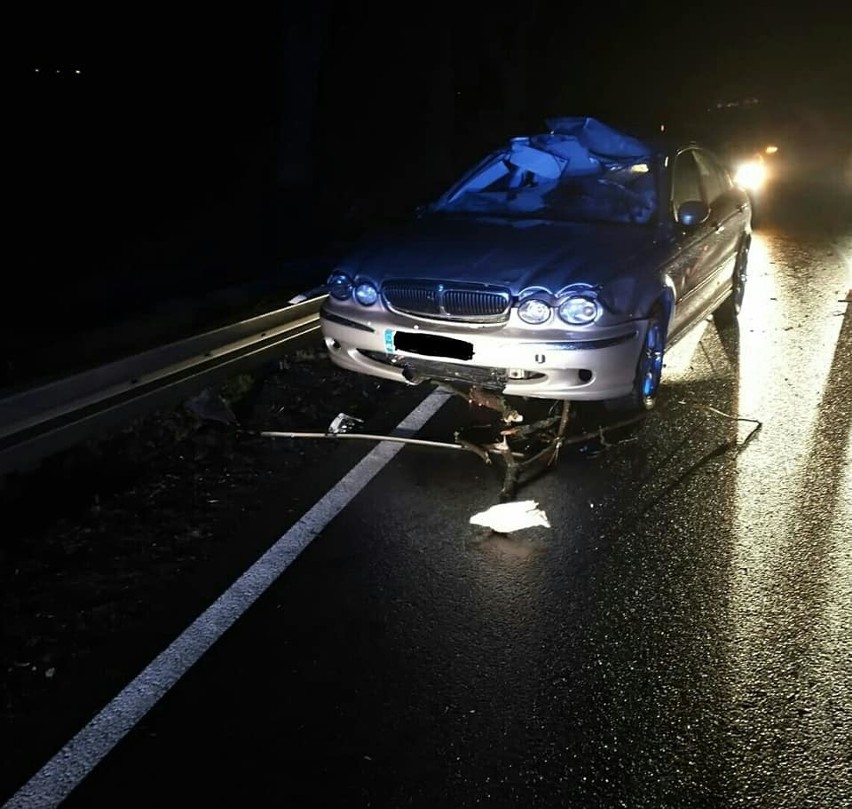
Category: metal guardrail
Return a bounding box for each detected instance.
[0,295,326,476]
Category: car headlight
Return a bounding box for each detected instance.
[734,159,767,191]
[517,298,552,324]
[354,281,379,306]
[328,272,353,301]
[557,295,600,325]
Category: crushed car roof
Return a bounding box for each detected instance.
[544,117,654,159]
[433,117,660,225]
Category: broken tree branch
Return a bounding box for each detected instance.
[260,430,466,452]
[678,401,763,448]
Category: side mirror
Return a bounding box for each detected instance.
[677,200,710,227]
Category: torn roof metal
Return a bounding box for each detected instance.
[544,116,653,159]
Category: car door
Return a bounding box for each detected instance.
[693,149,744,304]
[666,149,714,337]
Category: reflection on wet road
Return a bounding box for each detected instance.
[726,224,851,807]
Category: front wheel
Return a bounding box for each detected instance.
[714,239,749,328]
[605,311,667,413]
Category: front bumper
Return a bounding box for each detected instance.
[320,304,648,401]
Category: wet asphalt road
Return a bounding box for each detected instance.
[7,181,852,808]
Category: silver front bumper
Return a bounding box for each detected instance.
[320,305,648,401]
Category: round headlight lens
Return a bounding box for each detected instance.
[517,298,552,324]
[328,272,353,300]
[354,282,379,306]
[557,296,600,325]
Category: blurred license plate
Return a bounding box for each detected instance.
[386,329,474,361]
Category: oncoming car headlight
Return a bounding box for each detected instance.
[517,298,552,324]
[557,295,600,325]
[734,159,767,192]
[354,281,379,306]
[328,272,353,300]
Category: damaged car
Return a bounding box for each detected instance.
[319,117,751,411]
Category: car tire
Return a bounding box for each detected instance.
[714,238,749,328]
[605,307,667,414]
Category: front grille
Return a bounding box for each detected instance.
[383,284,440,316]
[442,289,508,318]
[382,281,510,322]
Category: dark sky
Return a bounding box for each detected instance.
[17,3,851,112]
[16,2,851,147]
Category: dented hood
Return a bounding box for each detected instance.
[343,216,663,295]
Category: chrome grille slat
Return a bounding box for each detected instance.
[443,290,506,317]
[383,284,440,315]
[382,281,510,322]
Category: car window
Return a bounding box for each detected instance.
[672,151,703,211]
[693,149,732,203]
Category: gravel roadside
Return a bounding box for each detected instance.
[1,345,397,738]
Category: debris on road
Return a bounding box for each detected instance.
[470,500,551,533]
[185,388,238,425]
[679,401,763,449]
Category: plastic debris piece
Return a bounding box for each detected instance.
[470,500,551,533]
[328,413,364,434]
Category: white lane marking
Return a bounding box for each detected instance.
[3,389,451,809]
